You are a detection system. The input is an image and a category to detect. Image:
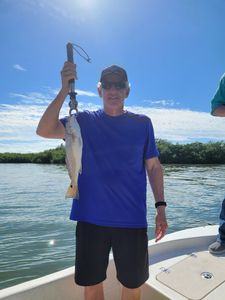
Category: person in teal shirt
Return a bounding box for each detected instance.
[211,73,225,117]
[208,73,225,254]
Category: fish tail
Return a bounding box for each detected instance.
[65,182,79,199]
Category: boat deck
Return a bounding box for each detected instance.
[144,225,225,300]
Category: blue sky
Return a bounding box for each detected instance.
[0,0,225,153]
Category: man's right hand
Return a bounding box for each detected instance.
[61,61,78,93]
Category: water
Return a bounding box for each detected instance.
[0,164,224,289]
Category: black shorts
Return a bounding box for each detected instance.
[75,221,149,289]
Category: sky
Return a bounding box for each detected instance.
[0,0,225,153]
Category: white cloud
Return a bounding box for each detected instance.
[10,89,98,106]
[19,0,96,23]
[128,106,225,143]
[22,0,75,19]
[10,92,52,105]
[143,99,180,107]
[76,89,98,97]
[0,104,64,153]
[0,102,224,153]
[13,64,27,71]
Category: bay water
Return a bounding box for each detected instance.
[0,163,224,289]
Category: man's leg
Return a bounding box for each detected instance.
[112,228,149,299]
[219,198,225,242]
[75,222,111,297]
[209,198,225,254]
[84,283,104,300]
[121,286,141,300]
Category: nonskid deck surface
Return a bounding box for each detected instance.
[154,251,225,300]
[145,225,225,300]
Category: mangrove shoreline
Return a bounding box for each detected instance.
[0,140,225,164]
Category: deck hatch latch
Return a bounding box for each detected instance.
[201,272,214,280]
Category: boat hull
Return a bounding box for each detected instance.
[1,225,223,300]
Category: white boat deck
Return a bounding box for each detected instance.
[145,225,225,300]
[1,225,225,300]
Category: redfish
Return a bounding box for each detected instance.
[65,115,83,198]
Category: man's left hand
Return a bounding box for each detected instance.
[155,208,168,242]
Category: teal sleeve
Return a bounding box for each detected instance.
[211,74,225,115]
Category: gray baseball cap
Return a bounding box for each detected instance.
[100,65,128,82]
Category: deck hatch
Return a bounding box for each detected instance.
[156,252,225,300]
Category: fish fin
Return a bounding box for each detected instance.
[65,182,77,199]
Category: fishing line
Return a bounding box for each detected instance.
[72,43,91,63]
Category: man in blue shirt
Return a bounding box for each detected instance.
[208,73,225,255]
[37,62,168,300]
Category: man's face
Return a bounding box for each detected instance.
[98,74,130,110]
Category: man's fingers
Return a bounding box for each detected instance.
[155,223,168,242]
[61,62,77,80]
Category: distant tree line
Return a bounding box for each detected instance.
[0,144,66,164]
[157,140,225,164]
[0,140,225,164]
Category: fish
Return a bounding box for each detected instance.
[65,115,83,199]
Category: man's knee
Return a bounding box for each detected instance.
[121,286,141,300]
[84,283,104,300]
